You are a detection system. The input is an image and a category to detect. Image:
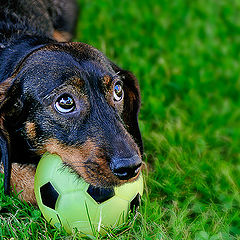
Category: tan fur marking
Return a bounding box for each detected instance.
[70,76,85,88]
[103,75,111,86]
[10,163,37,205]
[0,77,15,103]
[0,116,5,131]
[53,30,72,42]
[25,122,37,140]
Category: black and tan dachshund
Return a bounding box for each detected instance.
[0,0,143,205]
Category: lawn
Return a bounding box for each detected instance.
[0,0,240,239]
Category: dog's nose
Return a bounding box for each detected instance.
[110,155,142,180]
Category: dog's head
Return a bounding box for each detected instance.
[0,42,143,191]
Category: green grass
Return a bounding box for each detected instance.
[1,0,240,239]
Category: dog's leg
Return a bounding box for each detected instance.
[2,163,37,205]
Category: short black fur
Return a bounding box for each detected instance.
[0,0,143,201]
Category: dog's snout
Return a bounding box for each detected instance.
[110,155,142,180]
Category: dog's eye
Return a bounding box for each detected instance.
[113,82,124,102]
[55,94,75,113]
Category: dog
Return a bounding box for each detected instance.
[0,0,143,205]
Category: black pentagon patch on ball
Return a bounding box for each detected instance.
[40,182,59,209]
[130,193,141,212]
[87,186,115,204]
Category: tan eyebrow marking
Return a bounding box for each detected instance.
[103,75,111,86]
[25,122,37,140]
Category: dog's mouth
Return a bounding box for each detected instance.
[59,157,142,192]
[39,138,142,190]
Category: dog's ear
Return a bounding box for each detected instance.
[111,63,143,155]
[0,130,11,195]
[0,76,23,194]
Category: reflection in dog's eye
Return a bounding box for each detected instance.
[113,81,124,102]
[55,94,75,113]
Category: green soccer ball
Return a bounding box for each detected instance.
[34,152,143,236]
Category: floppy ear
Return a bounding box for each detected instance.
[0,130,11,195]
[0,76,23,194]
[111,63,143,155]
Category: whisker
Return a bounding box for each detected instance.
[112,71,120,78]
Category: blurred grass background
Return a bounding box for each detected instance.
[76,0,240,239]
[1,0,240,239]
